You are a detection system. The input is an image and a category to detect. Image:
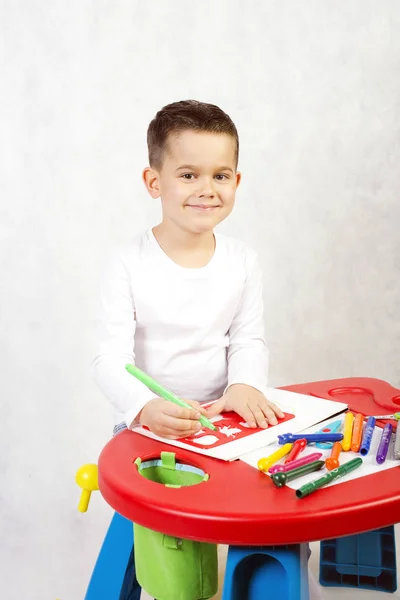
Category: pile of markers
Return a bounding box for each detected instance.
[257,411,400,499]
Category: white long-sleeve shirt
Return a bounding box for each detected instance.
[92,228,269,427]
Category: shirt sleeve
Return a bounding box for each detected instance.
[91,250,156,428]
[226,251,269,396]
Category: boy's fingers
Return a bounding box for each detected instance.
[259,403,278,426]
[269,401,285,418]
[159,425,200,439]
[162,413,202,432]
[167,425,201,439]
[204,398,225,418]
[158,426,183,439]
[163,403,201,421]
[184,399,208,415]
[249,405,269,428]
[236,406,257,428]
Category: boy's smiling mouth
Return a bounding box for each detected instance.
[186,204,220,211]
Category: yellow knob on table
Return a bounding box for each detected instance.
[75,464,99,512]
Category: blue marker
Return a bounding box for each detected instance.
[360,416,376,456]
[278,432,343,445]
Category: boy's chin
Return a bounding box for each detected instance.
[185,222,218,235]
[184,215,227,235]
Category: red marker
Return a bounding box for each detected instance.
[284,438,307,464]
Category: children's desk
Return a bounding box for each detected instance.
[97,377,400,598]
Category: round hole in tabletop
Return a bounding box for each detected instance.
[134,450,209,488]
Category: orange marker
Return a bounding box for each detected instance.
[284,438,307,464]
[325,441,342,471]
[351,413,364,453]
[342,412,354,451]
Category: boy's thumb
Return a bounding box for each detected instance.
[204,397,225,418]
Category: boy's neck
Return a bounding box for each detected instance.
[152,221,216,268]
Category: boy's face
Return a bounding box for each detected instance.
[143,130,241,235]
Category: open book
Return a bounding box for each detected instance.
[133,387,348,461]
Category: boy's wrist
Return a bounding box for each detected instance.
[226,383,253,393]
[226,382,267,397]
[131,397,159,429]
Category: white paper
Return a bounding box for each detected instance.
[240,417,400,488]
[133,387,348,461]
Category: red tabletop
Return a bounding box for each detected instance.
[98,377,400,546]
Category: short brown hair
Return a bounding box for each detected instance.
[147,99,239,170]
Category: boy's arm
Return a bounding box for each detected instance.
[205,250,283,428]
[91,251,155,428]
[226,251,269,395]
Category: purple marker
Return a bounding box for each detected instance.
[268,452,323,475]
[376,423,393,465]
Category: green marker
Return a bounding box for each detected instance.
[296,457,363,499]
[125,364,217,431]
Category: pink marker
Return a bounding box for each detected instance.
[268,452,323,475]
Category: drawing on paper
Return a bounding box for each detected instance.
[179,410,295,450]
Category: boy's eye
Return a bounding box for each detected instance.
[180,173,230,181]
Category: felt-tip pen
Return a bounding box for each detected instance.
[125,364,217,431]
[376,423,393,465]
[296,457,363,499]
[278,432,343,445]
[360,416,375,456]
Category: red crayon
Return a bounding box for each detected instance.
[285,438,307,464]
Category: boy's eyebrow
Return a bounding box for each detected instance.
[175,164,197,171]
[175,164,234,173]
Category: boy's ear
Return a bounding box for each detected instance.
[142,167,161,198]
[235,171,242,188]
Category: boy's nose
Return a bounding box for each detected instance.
[198,190,215,199]
[197,178,216,198]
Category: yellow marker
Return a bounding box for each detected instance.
[342,412,354,451]
[257,443,293,472]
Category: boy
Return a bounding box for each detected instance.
[92,100,283,599]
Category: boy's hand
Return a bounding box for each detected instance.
[205,384,284,429]
[138,398,208,439]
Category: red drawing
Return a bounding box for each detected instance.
[181,411,295,450]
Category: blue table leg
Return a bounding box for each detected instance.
[84,512,141,600]
[222,543,310,600]
[319,526,397,593]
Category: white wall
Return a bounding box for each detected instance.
[1,1,399,598]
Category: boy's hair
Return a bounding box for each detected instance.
[147,100,239,170]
